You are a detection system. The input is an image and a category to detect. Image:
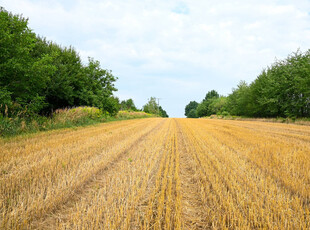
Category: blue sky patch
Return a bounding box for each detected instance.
[172,2,190,15]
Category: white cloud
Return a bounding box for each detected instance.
[2,0,310,117]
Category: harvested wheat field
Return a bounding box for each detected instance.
[1,118,310,229]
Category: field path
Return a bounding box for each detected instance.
[1,118,309,229]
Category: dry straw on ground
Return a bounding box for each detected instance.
[0,118,309,229]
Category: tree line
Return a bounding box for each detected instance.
[0,8,168,118]
[185,50,310,118]
[142,97,169,117]
[0,7,119,117]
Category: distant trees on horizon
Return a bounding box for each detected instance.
[185,49,310,118]
[143,97,169,118]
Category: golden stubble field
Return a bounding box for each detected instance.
[0,118,309,229]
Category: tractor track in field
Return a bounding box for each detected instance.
[1,118,310,229]
[176,120,207,229]
[31,119,166,229]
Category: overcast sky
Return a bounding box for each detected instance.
[2,0,310,117]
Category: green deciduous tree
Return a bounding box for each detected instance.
[159,106,169,117]
[204,90,219,101]
[187,109,198,118]
[143,97,158,114]
[120,99,138,111]
[143,97,169,117]
[184,101,198,117]
[225,50,310,118]
[0,8,49,115]
[208,96,228,115]
[196,90,220,117]
[226,81,252,116]
[185,49,310,119]
[0,8,119,117]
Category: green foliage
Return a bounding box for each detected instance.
[159,106,169,117]
[0,8,118,117]
[204,90,219,101]
[184,101,198,117]
[0,106,106,137]
[187,109,198,118]
[0,8,166,137]
[208,96,228,115]
[0,8,48,114]
[116,110,154,120]
[196,101,208,117]
[120,98,138,111]
[143,97,158,114]
[221,111,230,117]
[226,81,252,116]
[196,90,220,117]
[0,106,155,137]
[0,87,12,113]
[226,50,310,118]
[143,97,169,117]
[101,96,120,116]
[186,49,310,119]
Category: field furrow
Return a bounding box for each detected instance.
[1,118,309,229]
[1,119,163,229]
[177,119,310,229]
